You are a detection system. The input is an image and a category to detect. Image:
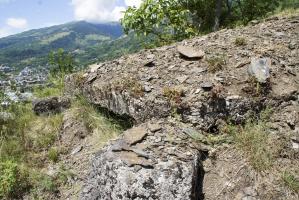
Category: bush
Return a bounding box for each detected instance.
[235,37,247,46]
[0,160,30,199]
[282,171,299,193]
[48,148,59,163]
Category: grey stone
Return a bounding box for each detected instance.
[148,123,162,133]
[177,45,205,59]
[32,96,71,115]
[123,126,148,145]
[200,82,214,90]
[80,121,203,200]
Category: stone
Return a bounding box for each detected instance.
[120,151,153,167]
[147,123,162,132]
[248,58,271,83]
[71,145,83,155]
[80,121,203,200]
[123,126,148,145]
[177,75,189,83]
[144,85,152,93]
[89,64,102,73]
[200,82,214,90]
[177,45,205,59]
[32,96,71,115]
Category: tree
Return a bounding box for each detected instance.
[122,0,282,43]
[48,48,74,77]
[121,0,197,45]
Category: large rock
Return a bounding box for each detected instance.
[80,120,204,200]
[65,17,299,131]
[32,96,71,115]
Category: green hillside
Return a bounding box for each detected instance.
[0,21,142,71]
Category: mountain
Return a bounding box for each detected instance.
[0,21,142,71]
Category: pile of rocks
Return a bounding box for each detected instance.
[65,16,299,200]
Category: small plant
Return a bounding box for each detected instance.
[281,171,299,193]
[207,56,226,73]
[0,160,30,199]
[48,148,59,163]
[226,110,281,172]
[234,37,247,46]
[163,87,184,105]
[245,76,272,96]
[113,78,144,98]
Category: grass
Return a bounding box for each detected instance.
[281,171,299,193]
[71,96,125,149]
[206,55,226,73]
[226,109,281,172]
[163,87,184,105]
[234,37,247,46]
[34,76,64,98]
[48,148,59,163]
[113,78,144,98]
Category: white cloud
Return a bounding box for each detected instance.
[125,0,142,7]
[0,27,11,38]
[71,0,125,22]
[71,0,143,23]
[6,18,28,29]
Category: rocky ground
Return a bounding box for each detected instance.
[53,15,299,200]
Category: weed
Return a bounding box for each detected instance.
[48,148,59,163]
[235,37,247,46]
[0,160,30,199]
[244,76,272,96]
[206,55,226,73]
[281,171,299,193]
[71,96,125,149]
[226,110,281,172]
[113,78,144,98]
[163,87,184,105]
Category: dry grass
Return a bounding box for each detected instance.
[71,96,124,150]
[281,171,299,193]
[226,109,282,172]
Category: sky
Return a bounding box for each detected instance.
[0,0,142,38]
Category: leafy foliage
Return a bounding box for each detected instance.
[49,48,74,77]
[122,0,289,44]
[0,160,29,199]
[121,0,197,45]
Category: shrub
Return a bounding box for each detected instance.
[163,87,184,105]
[0,160,30,199]
[226,109,280,172]
[234,37,247,46]
[282,171,299,193]
[48,148,59,163]
[206,56,226,73]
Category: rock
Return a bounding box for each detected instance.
[200,82,214,91]
[32,96,71,115]
[71,145,83,155]
[177,75,189,83]
[147,123,162,133]
[89,64,102,73]
[144,84,152,93]
[80,121,203,200]
[177,45,205,59]
[123,126,148,145]
[120,151,153,167]
[248,58,271,83]
[0,112,14,124]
